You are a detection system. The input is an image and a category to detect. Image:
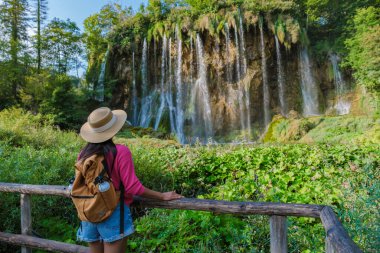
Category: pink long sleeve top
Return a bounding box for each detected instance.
[105,144,145,206]
[78,144,145,206]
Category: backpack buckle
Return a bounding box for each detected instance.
[94,175,103,185]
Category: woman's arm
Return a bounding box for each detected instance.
[140,187,183,201]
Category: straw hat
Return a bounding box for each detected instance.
[80,107,127,143]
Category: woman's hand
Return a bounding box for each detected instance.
[161,191,183,201]
[141,187,183,201]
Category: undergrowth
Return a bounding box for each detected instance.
[0,108,378,252]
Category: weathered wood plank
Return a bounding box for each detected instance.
[270,216,287,253]
[320,206,362,253]
[0,183,70,197]
[0,232,88,253]
[326,237,335,253]
[0,183,323,217]
[133,197,323,218]
[20,194,32,253]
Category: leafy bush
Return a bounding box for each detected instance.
[127,209,267,252]
[345,7,380,94]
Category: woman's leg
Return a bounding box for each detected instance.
[104,237,127,253]
[89,240,104,253]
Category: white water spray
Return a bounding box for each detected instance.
[190,34,213,141]
[131,51,138,125]
[330,54,350,115]
[175,27,185,143]
[139,38,153,127]
[96,49,108,102]
[154,36,167,130]
[275,36,286,115]
[299,47,320,116]
[260,23,271,126]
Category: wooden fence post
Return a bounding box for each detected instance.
[326,237,335,253]
[21,194,32,253]
[270,215,287,253]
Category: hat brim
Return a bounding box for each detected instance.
[80,110,127,143]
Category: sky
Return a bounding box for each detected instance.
[48,0,148,31]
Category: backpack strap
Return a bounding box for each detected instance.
[119,179,124,234]
[109,148,124,235]
[111,148,125,234]
[97,147,124,234]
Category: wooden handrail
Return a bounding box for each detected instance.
[0,232,87,253]
[0,182,363,253]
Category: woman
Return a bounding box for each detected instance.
[76,107,182,253]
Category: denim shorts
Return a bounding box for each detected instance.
[77,203,134,243]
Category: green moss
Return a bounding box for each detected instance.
[262,114,379,144]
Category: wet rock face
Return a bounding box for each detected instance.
[108,26,342,143]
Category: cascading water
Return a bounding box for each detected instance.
[234,24,248,137]
[123,18,347,144]
[234,27,241,81]
[139,38,152,127]
[190,35,194,86]
[260,22,271,126]
[96,49,108,102]
[175,26,185,143]
[330,54,350,115]
[154,35,167,130]
[299,47,320,116]
[190,34,213,141]
[275,36,286,116]
[238,14,251,137]
[166,38,176,133]
[131,52,138,125]
[230,26,248,137]
[238,11,247,76]
[224,23,233,83]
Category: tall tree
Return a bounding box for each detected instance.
[41,18,83,74]
[83,4,124,86]
[0,0,29,103]
[33,0,48,72]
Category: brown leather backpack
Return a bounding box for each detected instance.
[70,151,123,223]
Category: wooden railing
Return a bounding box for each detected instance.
[0,182,362,253]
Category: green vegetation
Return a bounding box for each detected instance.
[263,114,380,144]
[345,6,380,94]
[1,109,378,252]
[0,0,379,252]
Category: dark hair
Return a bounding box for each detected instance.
[79,139,116,162]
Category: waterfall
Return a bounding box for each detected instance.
[175,27,185,143]
[96,49,108,102]
[190,34,213,141]
[190,35,194,86]
[234,27,241,81]
[260,23,271,126]
[139,38,152,127]
[234,25,246,134]
[166,38,176,133]
[275,36,286,116]
[153,39,158,89]
[238,12,247,75]
[239,14,251,138]
[131,51,138,125]
[299,47,320,116]
[224,23,233,83]
[154,35,167,130]
[330,54,350,115]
